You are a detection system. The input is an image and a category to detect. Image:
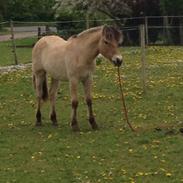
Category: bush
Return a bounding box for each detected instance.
[56,11,86,39]
[0,14,3,30]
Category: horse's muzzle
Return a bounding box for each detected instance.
[112,58,123,67]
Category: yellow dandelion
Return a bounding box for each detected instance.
[47,134,52,139]
[166,173,172,177]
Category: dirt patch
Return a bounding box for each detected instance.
[0,63,32,74]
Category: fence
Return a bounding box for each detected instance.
[0,17,183,92]
[1,16,183,42]
[0,20,147,66]
[1,16,183,43]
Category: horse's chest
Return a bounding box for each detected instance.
[75,64,95,80]
[66,56,96,80]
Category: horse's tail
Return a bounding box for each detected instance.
[32,73,48,102]
[42,75,48,101]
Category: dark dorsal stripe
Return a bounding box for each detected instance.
[77,26,102,38]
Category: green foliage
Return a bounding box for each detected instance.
[0,14,3,30]
[3,0,56,21]
[160,0,183,15]
[0,0,9,20]
[56,10,86,39]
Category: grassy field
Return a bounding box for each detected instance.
[0,46,183,183]
[0,37,36,66]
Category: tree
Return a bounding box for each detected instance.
[55,0,162,44]
[55,0,132,26]
[0,0,10,20]
[3,0,56,21]
[160,0,183,44]
[160,0,183,16]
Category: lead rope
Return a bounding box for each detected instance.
[117,67,135,132]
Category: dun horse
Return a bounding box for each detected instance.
[32,25,123,131]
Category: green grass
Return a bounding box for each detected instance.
[0,27,11,35]
[0,46,183,183]
[0,37,36,66]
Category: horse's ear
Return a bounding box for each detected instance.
[102,25,113,41]
[112,25,124,45]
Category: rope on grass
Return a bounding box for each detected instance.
[117,66,135,132]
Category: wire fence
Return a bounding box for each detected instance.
[0,17,183,91]
[1,16,183,44]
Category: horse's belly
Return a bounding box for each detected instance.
[49,67,68,81]
[43,59,68,81]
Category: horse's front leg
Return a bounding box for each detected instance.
[82,77,98,130]
[70,79,80,131]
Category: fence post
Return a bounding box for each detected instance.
[179,18,183,45]
[45,25,50,35]
[37,27,41,40]
[10,20,18,65]
[145,16,149,45]
[163,16,171,44]
[140,24,147,94]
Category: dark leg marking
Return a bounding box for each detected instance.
[36,109,42,126]
[86,98,98,130]
[71,100,80,131]
[50,110,58,126]
[89,116,98,130]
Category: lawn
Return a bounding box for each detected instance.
[0,46,183,183]
[0,37,36,66]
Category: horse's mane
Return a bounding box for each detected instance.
[68,25,122,43]
[76,26,103,38]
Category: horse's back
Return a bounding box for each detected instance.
[32,35,66,59]
[32,35,66,73]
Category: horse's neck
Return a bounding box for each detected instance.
[77,31,101,64]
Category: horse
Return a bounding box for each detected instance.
[32,25,123,131]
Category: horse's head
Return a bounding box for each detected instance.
[99,25,123,67]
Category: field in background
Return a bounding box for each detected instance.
[0,37,36,66]
[0,45,183,182]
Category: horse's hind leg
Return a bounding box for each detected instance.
[70,79,80,131]
[82,77,98,130]
[34,72,47,126]
[36,98,42,126]
[49,78,60,126]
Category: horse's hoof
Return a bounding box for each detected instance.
[52,122,58,127]
[179,128,183,133]
[91,123,99,130]
[71,125,80,132]
[35,122,42,127]
[89,117,98,130]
